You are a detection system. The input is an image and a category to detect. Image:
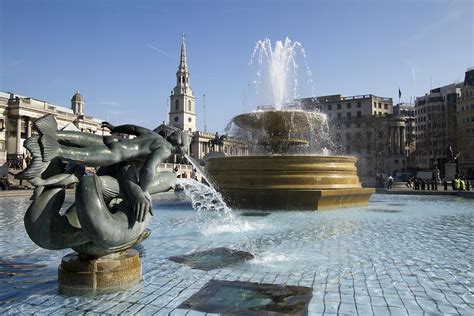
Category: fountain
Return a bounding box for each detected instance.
[205,38,374,210]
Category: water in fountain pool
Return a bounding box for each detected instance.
[0,193,472,314]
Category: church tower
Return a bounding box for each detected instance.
[169,34,196,132]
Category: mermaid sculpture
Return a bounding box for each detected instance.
[17,114,189,257]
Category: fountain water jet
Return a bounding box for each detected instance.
[205,38,374,210]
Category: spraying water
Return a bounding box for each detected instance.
[176,178,259,236]
[180,155,258,234]
[184,154,214,190]
[250,37,315,110]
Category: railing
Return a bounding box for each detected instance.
[158,163,193,171]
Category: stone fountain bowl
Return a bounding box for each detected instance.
[232,110,326,135]
[206,155,374,211]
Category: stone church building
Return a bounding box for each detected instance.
[161,35,248,164]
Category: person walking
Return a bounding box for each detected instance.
[387,175,394,189]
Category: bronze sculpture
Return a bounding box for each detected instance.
[17,114,189,257]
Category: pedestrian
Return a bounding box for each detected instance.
[387,175,394,189]
[1,175,9,190]
[453,175,461,191]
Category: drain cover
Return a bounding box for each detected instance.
[169,247,254,271]
[179,279,312,315]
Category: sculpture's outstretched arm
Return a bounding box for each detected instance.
[109,124,153,137]
[139,147,171,193]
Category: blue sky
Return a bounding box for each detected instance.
[1,0,473,132]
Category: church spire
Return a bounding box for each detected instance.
[174,33,192,95]
[179,33,187,71]
[169,34,196,132]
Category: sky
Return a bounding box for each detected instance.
[1,0,473,132]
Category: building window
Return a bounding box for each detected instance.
[327,104,332,111]
[188,100,192,111]
[357,102,361,108]
[188,117,192,122]
[337,103,341,110]
[357,111,361,117]
[175,100,179,111]
[394,159,399,164]
[347,103,351,109]
[347,112,352,118]
[0,141,4,150]
[384,104,388,109]
[337,113,342,118]
[378,103,382,109]
[174,116,179,122]
[0,119,4,130]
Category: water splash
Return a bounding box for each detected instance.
[177,178,229,213]
[250,37,315,110]
[176,179,259,235]
[184,154,214,188]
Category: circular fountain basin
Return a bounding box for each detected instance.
[232,110,325,135]
[206,155,374,210]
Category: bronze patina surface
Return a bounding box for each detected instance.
[206,155,374,210]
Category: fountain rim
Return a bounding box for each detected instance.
[206,154,358,161]
[231,109,326,131]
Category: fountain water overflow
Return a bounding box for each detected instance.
[205,38,374,210]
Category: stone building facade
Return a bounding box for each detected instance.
[414,83,462,171]
[300,94,415,185]
[456,68,474,178]
[189,131,248,162]
[0,91,104,174]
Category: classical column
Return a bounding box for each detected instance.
[387,126,392,154]
[399,126,405,154]
[391,126,396,155]
[26,117,32,139]
[393,127,397,155]
[16,116,22,155]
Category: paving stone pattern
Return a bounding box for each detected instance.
[0,194,473,315]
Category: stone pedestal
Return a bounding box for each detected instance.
[58,249,141,295]
[444,163,457,181]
